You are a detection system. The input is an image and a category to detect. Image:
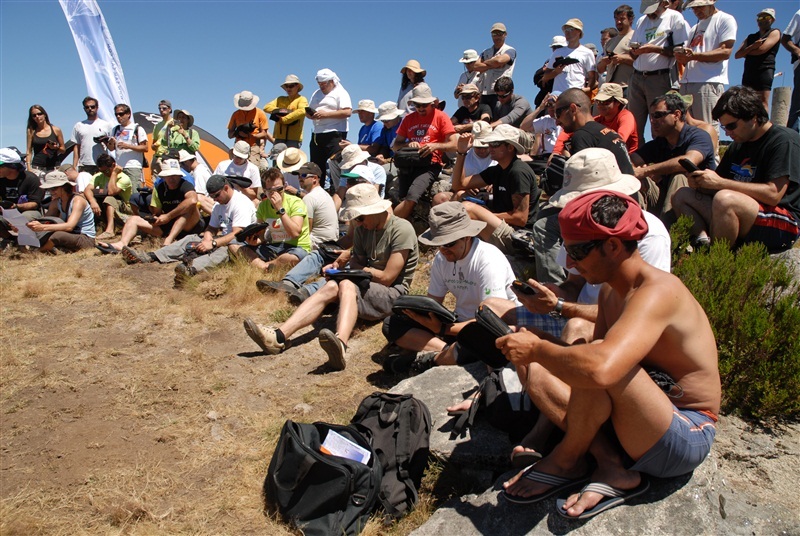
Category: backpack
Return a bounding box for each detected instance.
[451,366,540,444]
[264,420,382,536]
[540,153,567,196]
[351,393,432,520]
[113,122,148,168]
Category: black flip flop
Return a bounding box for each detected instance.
[95,242,119,255]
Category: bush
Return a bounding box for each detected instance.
[670,218,800,420]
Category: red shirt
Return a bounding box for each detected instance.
[595,108,639,154]
[396,108,456,165]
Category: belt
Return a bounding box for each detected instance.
[634,68,671,77]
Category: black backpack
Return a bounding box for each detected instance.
[264,420,382,536]
[351,393,432,520]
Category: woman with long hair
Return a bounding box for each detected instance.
[397,60,427,114]
[26,171,95,252]
[25,104,65,178]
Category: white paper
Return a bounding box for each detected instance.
[1,209,40,247]
[321,430,371,465]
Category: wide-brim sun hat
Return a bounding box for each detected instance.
[40,170,71,189]
[376,101,405,121]
[481,124,525,155]
[684,0,715,8]
[339,145,371,170]
[234,90,259,111]
[159,158,183,177]
[175,109,194,128]
[338,182,392,221]
[232,140,250,159]
[409,83,436,104]
[281,74,304,91]
[471,121,493,148]
[550,36,568,48]
[419,202,486,246]
[276,148,308,172]
[401,59,427,78]
[549,148,641,208]
[459,49,479,63]
[354,99,379,114]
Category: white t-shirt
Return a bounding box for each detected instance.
[213,159,260,188]
[558,210,672,304]
[532,115,561,154]
[464,150,496,176]
[428,239,519,321]
[112,122,147,170]
[456,70,482,106]
[302,186,339,247]
[681,10,737,84]
[308,83,352,133]
[74,171,93,194]
[479,43,516,96]
[631,9,691,72]
[209,189,256,237]
[547,45,597,94]
[785,9,800,71]
[366,161,386,190]
[191,163,212,195]
[71,118,111,167]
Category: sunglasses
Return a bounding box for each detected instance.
[83,105,97,110]
[284,83,298,88]
[722,119,740,132]
[209,190,223,199]
[756,15,772,20]
[488,141,506,148]
[355,215,367,223]
[495,92,512,99]
[32,112,44,117]
[413,102,432,109]
[649,110,673,120]
[264,186,284,193]
[565,239,605,261]
[440,238,461,249]
[299,173,316,179]
[554,105,571,118]
[158,106,170,110]
[115,111,129,116]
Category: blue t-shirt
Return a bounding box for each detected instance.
[358,122,383,146]
[375,124,400,156]
[635,124,717,171]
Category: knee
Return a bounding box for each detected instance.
[671,186,693,210]
[561,317,594,345]
[482,297,516,322]
[337,279,357,298]
[432,192,452,206]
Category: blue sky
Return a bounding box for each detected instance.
[1,0,798,154]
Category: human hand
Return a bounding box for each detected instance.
[456,133,473,154]
[514,279,560,314]
[496,327,540,366]
[268,190,283,210]
[153,214,170,227]
[418,144,435,158]
[688,169,722,191]
[197,238,214,253]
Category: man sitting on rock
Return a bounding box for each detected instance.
[243,183,418,371]
[498,190,720,520]
[382,202,518,373]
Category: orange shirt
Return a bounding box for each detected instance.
[227,109,269,146]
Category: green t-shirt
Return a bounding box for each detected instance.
[353,215,419,291]
[256,194,311,252]
[90,171,133,202]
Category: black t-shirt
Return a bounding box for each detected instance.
[478,156,540,228]
[568,121,635,174]
[717,124,800,220]
[451,104,492,125]
[635,124,717,171]
[155,178,195,214]
[0,169,45,210]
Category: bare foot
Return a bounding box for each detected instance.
[446,397,475,414]
[503,454,588,499]
[559,466,642,518]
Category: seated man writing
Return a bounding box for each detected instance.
[243,183,418,371]
[498,190,720,520]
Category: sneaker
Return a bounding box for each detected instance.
[243,318,285,354]
[121,246,153,265]
[318,328,347,371]
[410,351,438,375]
[288,286,311,306]
[256,280,297,295]
[173,263,197,288]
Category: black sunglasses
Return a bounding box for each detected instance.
[722,119,740,132]
[115,111,128,116]
[565,239,606,261]
[649,110,673,120]
[83,105,97,110]
[554,104,571,118]
[440,238,461,249]
[496,92,512,98]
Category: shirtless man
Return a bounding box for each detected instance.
[497,190,720,520]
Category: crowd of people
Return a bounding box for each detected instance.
[2,1,800,522]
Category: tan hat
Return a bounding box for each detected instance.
[490,22,507,33]
[471,121,493,148]
[482,124,525,155]
[40,170,70,189]
[158,158,183,177]
[174,109,194,128]
[458,83,480,96]
[757,8,776,19]
[640,0,662,15]
[281,74,304,91]
[234,90,259,111]
[684,0,714,8]
[459,49,479,63]
[401,59,427,77]
[549,148,640,208]
[594,83,628,105]
[562,18,584,35]
[232,140,250,159]
[178,149,196,162]
[276,147,308,172]
[338,182,392,221]
[375,101,405,121]
[354,99,379,114]
[339,145,371,170]
[419,202,486,246]
[409,83,436,105]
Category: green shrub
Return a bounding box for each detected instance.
[670,218,800,420]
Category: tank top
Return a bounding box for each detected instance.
[31,128,59,168]
[58,196,96,239]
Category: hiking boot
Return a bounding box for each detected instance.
[122,246,153,265]
[256,279,297,295]
[318,328,347,371]
[383,349,416,374]
[410,351,438,375]
[288,286,311,306]
[173,263,197,288]
[243,318,285,354]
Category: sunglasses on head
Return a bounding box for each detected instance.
[565,239,606,261]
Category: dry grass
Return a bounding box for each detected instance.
[0,247,445,535]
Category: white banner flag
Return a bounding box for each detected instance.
[59,0,130,123]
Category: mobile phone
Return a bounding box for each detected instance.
[678,158,699,173]
[463,196,487,206]
[324,268,341,275]
[511,280,538,295]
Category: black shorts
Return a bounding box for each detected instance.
[397,164,442,204]
[742,68,774,92]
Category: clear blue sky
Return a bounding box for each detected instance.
[1,0,797,154]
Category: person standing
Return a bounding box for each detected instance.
[734,9,781,112]
[228,90,272,167]
[397,60,427,114]
[307,69,352,193]
[542,19,597,97]
[782,8,800,131]
[474,23,517,109]
[106,103,148,191]
[598,5,636,90]
[25,105,65,178]
[150,99,173,175]
[71,96,112,175]
[263,75,308,149]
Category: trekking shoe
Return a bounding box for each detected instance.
[243,318,285,354]
[382,349,417,374]
[318,328,347,371]
[121,246,153,265]
[288,286,311,306]
[410,351,438,375]
[173,263,197,288]
[256,279,297,295]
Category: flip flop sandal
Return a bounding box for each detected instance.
[555,478,651,520]
[510,448,544,469]
[95,242,119,255]
[502,465,590,505]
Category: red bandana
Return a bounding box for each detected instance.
[558,190,648,242]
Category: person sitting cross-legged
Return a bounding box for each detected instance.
[26,170,95,252]
[243,183,418,371]
[96,158,202,253]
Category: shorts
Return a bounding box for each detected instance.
[255,242,309,262]
[382,312,459,344]
[739,204,799,253]
[628,406,717,478]
[160,217,204,239]
[487,220,516,255]
[398,164,442,203]
[513,306,567,338]
[103,196,132,222]
[742,68,775,92]
[355,282,405,322]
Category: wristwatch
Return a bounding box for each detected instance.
[549,297,565,318]
[211,239,218,248]
[277,208,286,216]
